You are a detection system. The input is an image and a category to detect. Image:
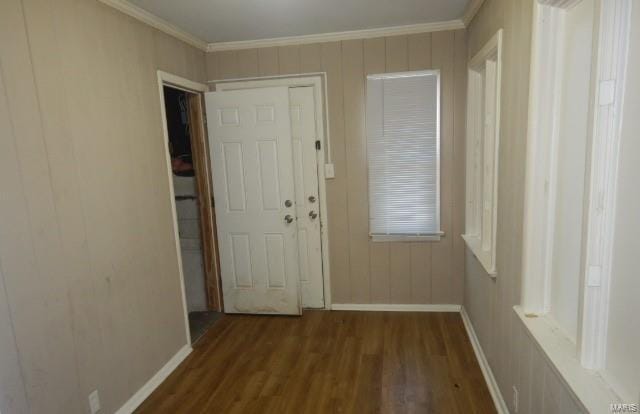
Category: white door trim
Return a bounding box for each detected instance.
[156,70,208,345]
[214,75,332,310]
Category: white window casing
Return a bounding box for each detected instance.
[519,0,633,410]
[366,70,442,242]
[463,29,503,276]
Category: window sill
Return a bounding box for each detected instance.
[513,306,621,413]
[461,234,496,277]
[370,232,443,242]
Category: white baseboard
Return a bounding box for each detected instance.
[331,303,461,312]
[115,344,192,414]
[460,307,509,414]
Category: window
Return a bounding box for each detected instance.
[463,29,503,276]
[365,70,441,242]
[520,0,634,409]
[522,0,595,345]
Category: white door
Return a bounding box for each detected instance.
[289,87,325,308]
[205,87,301,315]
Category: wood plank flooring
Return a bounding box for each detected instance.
[135,311,496,413]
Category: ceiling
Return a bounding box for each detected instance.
[128,0,470,44]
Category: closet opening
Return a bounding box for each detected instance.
[159,75,222,344]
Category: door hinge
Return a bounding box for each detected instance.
[315,140,321,150]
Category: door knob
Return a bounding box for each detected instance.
[284,214,294,224]
[308,195,316,203]
[308,211,318,220]
[284,199,293,207]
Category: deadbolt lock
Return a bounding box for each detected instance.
[308,195,316,203]
[284,199,293,207]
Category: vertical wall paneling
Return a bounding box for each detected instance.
[452,29,468,305]
[0,23,33,412]
[300,43,322,73]
[278,45,302,75]
[236,49,259,78]
[364,37,390,303]
[206,52,219,80]
[218,50,239,79]
[258,47,280,76]
[0,0,207,411]
[1,0,82,411]
[320,42,351,303]
[385,35,409,72]
[341,39,370,303]
[431,30,455,304]
[408,32,432,71]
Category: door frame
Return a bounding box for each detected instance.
[213,75,332,310]
[156,70,223,344]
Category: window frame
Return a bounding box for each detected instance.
[463,29,503,277]
[519,0,633,409]
[365,70,443,242]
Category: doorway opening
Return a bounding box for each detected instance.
[158,72,223,344]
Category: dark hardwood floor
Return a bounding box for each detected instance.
[136,311,496,414]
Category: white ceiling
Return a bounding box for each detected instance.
[128,0,469,44]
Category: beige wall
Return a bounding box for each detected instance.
[206,30,467,305]
[0,0,206,412]
[464,0,586,412]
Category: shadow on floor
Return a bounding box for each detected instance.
[188,311,222,344]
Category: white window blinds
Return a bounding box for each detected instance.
[366,71,441,241]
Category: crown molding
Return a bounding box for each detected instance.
[206,19,465,52]
[462,0,486,26]
[98,0,467,53]
[98,0,208,51]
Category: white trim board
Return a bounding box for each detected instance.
[115,344,192,414]
[579,0,632,372]
[98,0,207,51]
[460,307,509,414]
[206,20,465,52]
[331,304,461,312]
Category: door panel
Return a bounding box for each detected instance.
[289,87,325,308]
[222,142,247,211]
[256,140,281,210]
[205,87,301,315]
